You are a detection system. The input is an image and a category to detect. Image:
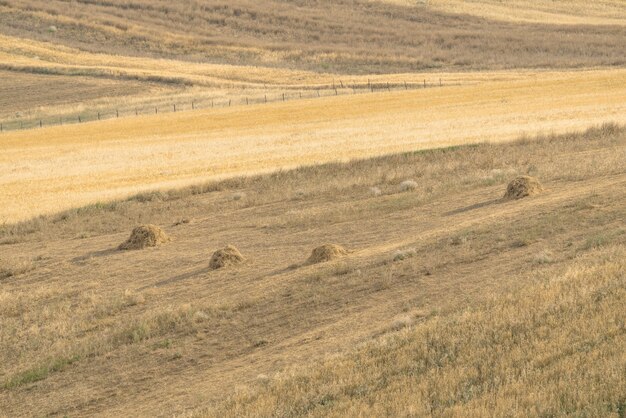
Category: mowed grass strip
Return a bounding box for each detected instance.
[202,244,626,417]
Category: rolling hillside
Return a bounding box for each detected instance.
[1,125,624,416]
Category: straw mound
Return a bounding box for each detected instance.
[210,245,245,269]
[118,225,169,250]
[504,176,544,199]
[307,244,348,264]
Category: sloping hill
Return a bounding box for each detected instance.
[1,125,624,416]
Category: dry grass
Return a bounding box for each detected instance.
[426,0,626,25]
[0,126,624,417]
[306,245,348,265]
[209,245,245,270]
[203,244,626,417]
[504,176,544,199]
[1,0,624,75]
[118,224,169,251]
[2,69,625,224]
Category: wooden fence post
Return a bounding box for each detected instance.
[0,123,2,132]
[116,109,119,118]
[192,101,195,110]
[40,120,43,128]
[155,107,158,114]
[97,112,100,120]
[135,108,138,116]
[173,104,176,112]
[405,81,408,90]
[246,97,249,105]
[334,88,338,95]
[424,79,426,88]
[229,99,231,107]
[77,117,81,124]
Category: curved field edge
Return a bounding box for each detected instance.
[1,69,626,224]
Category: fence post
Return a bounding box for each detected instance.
[116,109,119,118]
[192,101,195,110]
[40,120,43,128]
[246,97,249,105]
[405,81,408,90]
[317,90,320,97]
[282,93,285,101]
[334,88,338,95]
[173,104,176,112]
[135,108,138,116]
[97,112,100,120]
[387,82,390,91]
[340,80,344,88]
[78,116,81,124]
[229,99,231,107]
[155,107,158,114]
[424,79,426,88]
[0,123,2,132]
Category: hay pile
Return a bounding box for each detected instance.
[307,244,348,264]
[210,245,245,269]
[504,176,544,199]
[118,225,169,250]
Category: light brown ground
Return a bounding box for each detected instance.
[1,126,624,417]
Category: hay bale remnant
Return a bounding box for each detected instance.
[118,224,169,250]
[210,245,245,269]
[307,244,348,264]
[504,176,544,199]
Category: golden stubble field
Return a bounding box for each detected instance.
[1,68,625,224]
[1,125,624,417]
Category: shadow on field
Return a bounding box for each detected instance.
[444,198,502,216]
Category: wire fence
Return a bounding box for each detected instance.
[0,79,446,134]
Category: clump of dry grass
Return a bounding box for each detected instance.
[399,180,418,192]
[307,244,348,264]
[209,245,245,270]
[0,258,33,280]
[118,225,169,250]
[504,175,544,199]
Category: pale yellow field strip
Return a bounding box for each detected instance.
[379,0,626,25]
[0,34,589,91]
[1,69,625,223]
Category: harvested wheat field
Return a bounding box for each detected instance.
[1,68,625,224]
[1,125,625,417]
[1,1,626,416]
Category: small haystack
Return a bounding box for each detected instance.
[307,244,348,264]
[209,245,245,269]
[504,176,544,199]
[118,225,169,250]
